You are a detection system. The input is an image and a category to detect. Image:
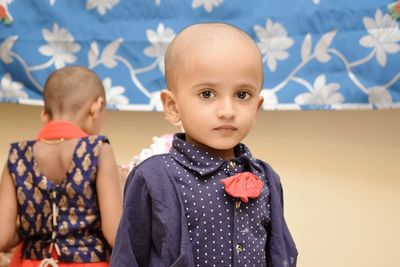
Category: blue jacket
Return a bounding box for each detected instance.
[111,137,297,266]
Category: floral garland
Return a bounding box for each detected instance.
[388,1,400,20]
[119,134,174,173]
[0,4,12,25]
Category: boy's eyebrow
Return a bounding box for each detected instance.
[191,82,219,89]
[191,82,261,92]
[235,82,260,90]
[192,81,260,88]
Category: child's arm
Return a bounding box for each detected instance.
[0,164,20,251]
[96,143,122,247]
[110,168,152,267]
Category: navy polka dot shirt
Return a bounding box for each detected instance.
[166,133,271,267]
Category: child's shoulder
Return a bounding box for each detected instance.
[8,140,35,153]
[85,134,109,143]
[134,152,172,173]
[251,157,282,185]
[124,153,176,196]
[9,139,35,146]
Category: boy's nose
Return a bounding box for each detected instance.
[217,98,236,119]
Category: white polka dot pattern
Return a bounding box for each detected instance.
[170,134,271,267]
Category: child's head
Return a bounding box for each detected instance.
[42,65,106,135]
[161,23,264,159]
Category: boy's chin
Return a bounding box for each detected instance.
[202,141,240,152]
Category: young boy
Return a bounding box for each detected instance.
[111,23,297,267]
[0,66,122,266]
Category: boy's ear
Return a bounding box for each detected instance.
[40,109,50,123]
[160,89,180,125]
[257,95,264,112]
[90,96,105,118]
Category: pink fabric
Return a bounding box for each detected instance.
[36,120,88,140]
[8,244,109,267]
[220,172,264,203]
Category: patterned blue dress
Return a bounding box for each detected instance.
[7,135,111,263]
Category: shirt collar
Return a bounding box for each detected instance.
[170,133,263,176]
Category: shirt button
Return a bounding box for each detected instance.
[229,161,236,168]
[235,201,241,209]
[236,243,244,254]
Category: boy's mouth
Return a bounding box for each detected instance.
[214,125,237,131]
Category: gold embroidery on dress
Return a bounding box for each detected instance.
[17,159,27,176]
[85,209,95,224]
[67,161,76,174]
[78,245,89,254]
[76,142,87,158]
[73,253,83,263]
[90,167,97,181]
[25,146,33,162]
[90,251,100,262]
[62,246,72,255]
[20,215,29,231]
[59,221,69,236]
[83,182,93,199]
[77,196,85,212]
[66,236,75,246]
[88,136,97,144]
[68,207,78,225]
[79,221,86,230]
[46,215,52,229]
[43,200,51,217]
[17,187,26,205]
[33,163,41,177]
[94,238,104,253]
[86,235,93,243]
[82,154,92,171]
[66,183,76,199]
[92,142,102,157]
[9,148,18,164]
[33,187,43,204]
[59,195,68,212]
[18,141,27,151]
[26,200,36,218]
[35,213,42,232]
[34,241,41,253]
[38,177,48,190]
[72,169,83,186]
[24,173,33,191]
[30,249,36,259]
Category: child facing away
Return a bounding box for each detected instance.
[110,23,298,267]
[0,66,122,266]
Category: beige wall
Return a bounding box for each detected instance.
[1,102,399,267]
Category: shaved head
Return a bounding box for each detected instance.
[43,66,105,118]
[164,23,263,91]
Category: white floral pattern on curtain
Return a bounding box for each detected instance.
[0,0,399,110]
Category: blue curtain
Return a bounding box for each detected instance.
[0,0,399,110]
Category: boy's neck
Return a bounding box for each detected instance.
[184,135,235,160]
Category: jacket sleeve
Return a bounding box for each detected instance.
[110,168,152,267]
[262,162,298,267]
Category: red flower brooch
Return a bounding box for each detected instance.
[220,172,264,203]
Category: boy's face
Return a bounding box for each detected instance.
[170,36,263,159]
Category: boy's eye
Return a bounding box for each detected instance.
[237,91,251,100]
[200,90,215,99]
